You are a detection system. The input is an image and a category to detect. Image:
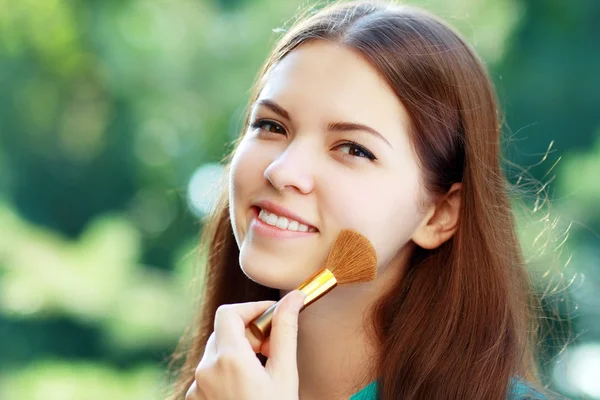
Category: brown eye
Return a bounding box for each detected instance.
[335,142,377,161]
[250,120,286,135]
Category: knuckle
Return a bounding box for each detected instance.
[187,378,214,400]
[215,304,235,320]
[215,350,239,370]
[194,364,209,382]
[195,357,217,382]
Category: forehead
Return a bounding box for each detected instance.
[257,41,408,129]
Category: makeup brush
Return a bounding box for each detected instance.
[248,229,378,341]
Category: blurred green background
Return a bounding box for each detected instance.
[0,0,599,398]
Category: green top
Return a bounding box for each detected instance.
[350,379,546,399]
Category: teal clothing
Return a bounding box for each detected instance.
[350,378,546,399]
[350,381,377,400]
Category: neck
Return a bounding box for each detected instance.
[281,252,407,400]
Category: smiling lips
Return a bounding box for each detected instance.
[257,208,318,232]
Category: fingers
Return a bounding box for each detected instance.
[245,326,262,353]
[260,336,271,358]
[265,290,306,381]
[214,300,276,353]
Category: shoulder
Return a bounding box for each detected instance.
[351,379,551,400]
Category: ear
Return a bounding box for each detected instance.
[411,183,462,250]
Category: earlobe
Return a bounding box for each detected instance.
[411,183,462,250]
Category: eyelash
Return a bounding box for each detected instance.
[249,119,377,161]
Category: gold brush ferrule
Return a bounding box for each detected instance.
[297,267,337,309]
[248,267,338,341]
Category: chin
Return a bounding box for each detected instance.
[239,262,299,291]
[238,249,318,291]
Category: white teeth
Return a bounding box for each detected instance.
[257,209,314,233]
[275,217,289,229]
[288,220,299,231]
[266,213,278,226]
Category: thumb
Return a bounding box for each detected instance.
[265,290,306,382]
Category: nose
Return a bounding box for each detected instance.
[263,141,315,194]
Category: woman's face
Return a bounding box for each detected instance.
[229,40,427,290]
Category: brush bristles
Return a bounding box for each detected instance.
[324,229,377,285]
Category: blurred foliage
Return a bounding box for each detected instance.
[0,0,598,399]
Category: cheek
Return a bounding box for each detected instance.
[231,141,257,195]
[323,168,424,266]
[229,139,267,238]
[231,136,279,184]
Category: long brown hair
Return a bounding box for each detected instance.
[168,1,546,399]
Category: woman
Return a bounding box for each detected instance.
[170,1,553,399]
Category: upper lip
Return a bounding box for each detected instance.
[254,200,318,231]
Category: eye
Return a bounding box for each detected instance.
[335,141,377,161]
[249,119,287,135]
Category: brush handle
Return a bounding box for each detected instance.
[248,268,337,341]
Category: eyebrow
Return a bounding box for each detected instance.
[328,122,393,148]
[256,99,290,120]
[254,99,393,148]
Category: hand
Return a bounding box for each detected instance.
[185,290,306,400]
